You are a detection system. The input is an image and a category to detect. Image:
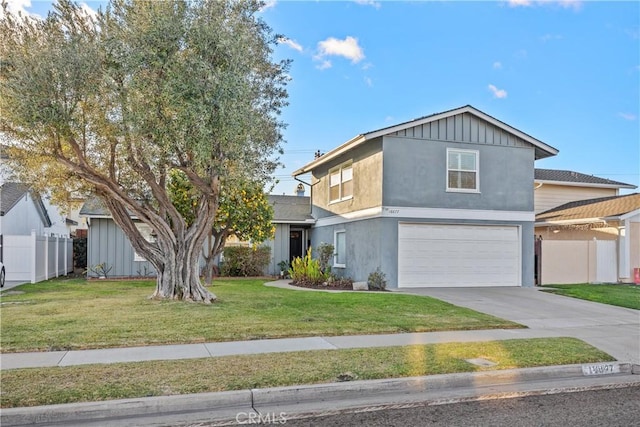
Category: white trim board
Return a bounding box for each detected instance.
[314,206,534,227]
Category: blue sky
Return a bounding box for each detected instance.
[9,0,640,195]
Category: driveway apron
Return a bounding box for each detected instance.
[397,287,640,364]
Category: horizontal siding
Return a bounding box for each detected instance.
[391,112,529,148]
[535,185,617,213]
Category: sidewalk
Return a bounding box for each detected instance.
[1,328,571,370]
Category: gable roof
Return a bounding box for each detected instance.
[535,168,636,189]
[536,193,640,225]
[0,182,52,227]
[268,195,314,224]
[293,105,559,176]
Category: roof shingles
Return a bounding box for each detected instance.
[536,193,640,223]
[535,168,635,188]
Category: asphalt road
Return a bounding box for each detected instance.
[276,385,640,427]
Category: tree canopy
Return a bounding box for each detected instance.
[0,0,289,302]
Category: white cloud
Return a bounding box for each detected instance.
[316,36,365,64]
[507,0,583,11]
[260,0,277,12]
[488,84,508,99]
[540,33,563,42]
[315,60,332,70]
[618,113,637,121]
[364,76,373,87]
[0,0,36,19]
[278,37,303,52]
[354,0,382,9]
[493,61,503,69]
[508,0,532,6]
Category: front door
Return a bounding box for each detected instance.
[289,230,303,263]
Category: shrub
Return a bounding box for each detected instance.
[367,268,387,290]
[289,248,325,286]
[220,246,271,277]
[316,242,335,275]
[326,274,354,288]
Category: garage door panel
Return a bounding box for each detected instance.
[398,224,520,288]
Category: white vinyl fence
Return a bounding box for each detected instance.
[3,232,73,283]
[540,240,618,285]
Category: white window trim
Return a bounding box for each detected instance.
[328,161,354,204]
[446,148,480,193]
[333,230,346,268]
[133,223,156,262]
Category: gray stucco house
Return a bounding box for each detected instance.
[292,105,558,288]
[79,194,313,278]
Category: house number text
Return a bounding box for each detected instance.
[581,363,620,376]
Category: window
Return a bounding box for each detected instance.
[329,163,353,203]
[447,149,479,192]
[334,230,346,268]
[133,223,156,262]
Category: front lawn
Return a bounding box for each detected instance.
[541,284,640,310]
[0,278,523,353]
[0,337,613,408]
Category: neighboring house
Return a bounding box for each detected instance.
[535,193,640,284]
[292,105,558,288]
[1,182,72,283]
[79,194,313,278]
[534,168,635,214]
[0,182,52,236]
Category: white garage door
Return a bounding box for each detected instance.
[398,223,520,288]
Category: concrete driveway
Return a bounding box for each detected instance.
[0,280,28,292]
[397,286,640,364]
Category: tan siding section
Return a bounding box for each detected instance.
[392,112,529,148]
[630,222,640,282]
[534,184,617,213]
[312,146,383,215]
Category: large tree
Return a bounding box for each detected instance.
[0,0,289,303]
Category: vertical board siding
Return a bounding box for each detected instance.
[88,218,155,278]
[391,112,529,148]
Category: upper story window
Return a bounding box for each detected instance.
[329,162,353,203]
[447,149,479,192]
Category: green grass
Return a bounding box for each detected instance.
[541,283,640,310]
[0,337,613,408]
[0,278,522,353]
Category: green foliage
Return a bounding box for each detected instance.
[168,170,275,251]
[289,248,324,286]
[316,242,334,275]
[542,284,640,310]
[220,246,271,277]
[367,268,387,290]
[277,260,290,272]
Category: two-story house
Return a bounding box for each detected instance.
[293,105,558,289]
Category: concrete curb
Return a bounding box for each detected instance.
[251,363,637,407]
[2,363,638,426]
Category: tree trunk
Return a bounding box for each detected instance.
[202,230,228,285]
[150,238,217,303]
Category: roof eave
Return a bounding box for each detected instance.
[272,219,316,225]
[292,135,366,176]
[534,180,637,190]
[535,217,612,227]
